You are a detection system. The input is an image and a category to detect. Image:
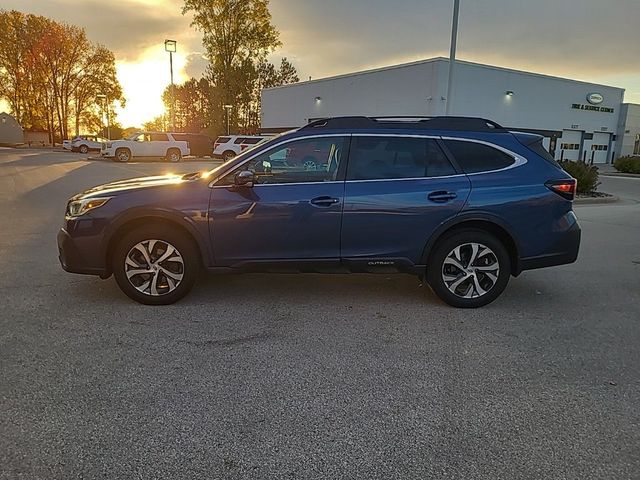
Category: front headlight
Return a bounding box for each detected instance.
[66,197,111,218]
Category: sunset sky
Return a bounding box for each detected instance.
[3,0,640,128]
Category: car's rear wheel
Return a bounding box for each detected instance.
[112,226,200,305]
[115,148,131,163]
[426,229,510,308]
[166,148,181,163]
[79,144,89,154]
[223,150,236,162]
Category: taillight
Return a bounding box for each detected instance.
[214,143,220,148]
[545,179,577,201]
[240,144,248,150]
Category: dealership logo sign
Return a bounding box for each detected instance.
[586,93,604,105]
[572,92,613,113]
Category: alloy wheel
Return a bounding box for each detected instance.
[124,239,184,296]
[441,242,500,299]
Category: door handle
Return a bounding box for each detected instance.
[427,191,457,203]
[310,196,340,207]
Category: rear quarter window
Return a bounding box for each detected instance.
[216,137,231,144]
[444,140,515,173]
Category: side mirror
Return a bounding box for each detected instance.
[234,170,254,187]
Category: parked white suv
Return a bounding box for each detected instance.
[213,135,268,161]
[71,135,107,154]
[101,132,189,162]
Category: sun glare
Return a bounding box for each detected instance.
[114,45,188,128]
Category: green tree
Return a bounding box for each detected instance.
[183,0,282,132]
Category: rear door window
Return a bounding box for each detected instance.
[150,133,169,142]
[443,140,515,173]
[233,137,247,144]
[242,137,262,145]
[346,136,456,180]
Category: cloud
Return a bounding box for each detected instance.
[2,0,200,61]
[269,0,640,85]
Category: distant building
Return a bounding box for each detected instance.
[0,112,23,145]
[261,57,640,163]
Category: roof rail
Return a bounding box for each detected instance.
[301,116,506,132]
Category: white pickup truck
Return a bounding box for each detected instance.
[101,132,190,162]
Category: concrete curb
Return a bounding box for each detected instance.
[574,194,619,205]
[87,156,222,164]
[600,172,640,179]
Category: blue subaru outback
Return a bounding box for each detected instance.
[57,117,580,308]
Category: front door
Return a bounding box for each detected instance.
[340,135,471,265]
[208,135,350,266]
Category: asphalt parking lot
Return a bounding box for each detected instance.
[1,149,639,479]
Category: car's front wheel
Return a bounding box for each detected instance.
[112,226,200,305]
[426,229,510,308]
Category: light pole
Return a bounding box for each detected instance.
[223,104,233,135]
[164,39,177,131]
[96,93,110,140]
[445,0,460,115]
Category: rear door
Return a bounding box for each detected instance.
[340,135,471,265]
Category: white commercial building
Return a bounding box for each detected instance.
[262,58,640,164]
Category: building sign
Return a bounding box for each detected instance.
[586,92,604,105]
[571,103,614,113]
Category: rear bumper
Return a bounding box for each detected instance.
[57,227,108,277]
[519,220,581,272]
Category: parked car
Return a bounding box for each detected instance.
[213,135,267,161]
[172,133,215,158]
[58,116,581,308]
[101,132,189,162]
[63,139,73,150]
[71,135,107,154]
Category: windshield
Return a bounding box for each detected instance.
[206,133,285,176]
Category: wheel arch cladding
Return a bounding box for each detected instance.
[423,219,521,276]
[104,216,208,275]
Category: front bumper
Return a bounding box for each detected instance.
[57,226,109,277]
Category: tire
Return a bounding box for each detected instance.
[112,225,200,305]
[166,148,182,163]
[426,229,510,308]
[115,148,131,163]
[79,144,89,154]
[302,156,317,171]
[223,150,236,162]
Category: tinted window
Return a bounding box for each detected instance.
[347,136,455,180]
[216,137,231,144]
[150,133,168,141]
[242,137,262,145]
[222,136,349,185]
[444,140,515,173]
[233,137,247,144]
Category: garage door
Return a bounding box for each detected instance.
[558,130,582,161]
[590,132,611,164]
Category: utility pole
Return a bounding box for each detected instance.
[445,0,460,115]
[224,104,233,135]
[164,39,177,131]
[96,93,110,139]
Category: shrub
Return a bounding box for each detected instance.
[614,156,640,174]
[558,160,599,194]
